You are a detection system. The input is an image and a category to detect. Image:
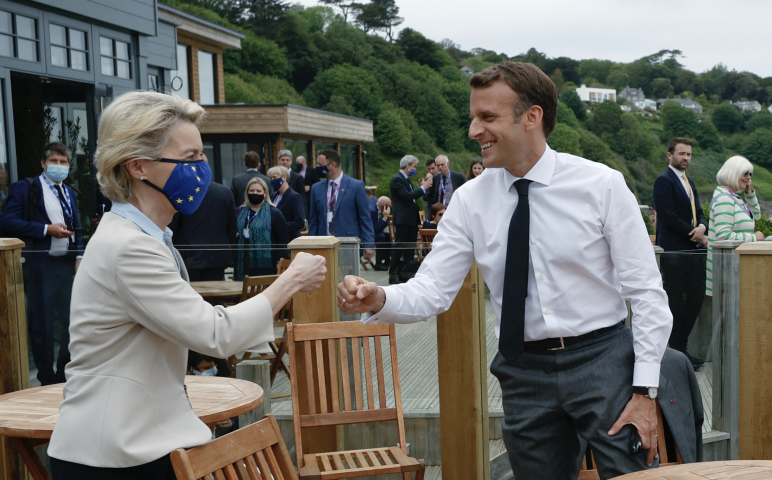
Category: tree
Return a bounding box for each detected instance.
[303,64,383,120]
[561,89,586,121]
[375,105,413,155]
[606,70,629,91]
[578,59,616,85]
[320,0,356,21]
[746,112,772,133]
[660,101,699,142]
[695,120,722,151]
[547,124,583,156]
[616,113,654,160]
[354,0,402,41]
[718,72,760,101]
[651,78,674,98]
[550,68,565,90]
[711,103,744,133]
[741,128,772,167]
[557,102,580,128]
[223,35,290,78]
[241,0,290,37]
[588,100,622,137]
[395,28,453,71]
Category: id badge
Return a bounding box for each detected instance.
[243,228,250,239]
[327,211,333,223]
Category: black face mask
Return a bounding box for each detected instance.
[248,193,265,205]
[295,164,304,172]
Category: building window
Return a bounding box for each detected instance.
[170,44,189,100]
[148,74,159,92]
[197,49,216,104]
[100,36,131,79]
[50,24,88,71]
[0,10,38,62]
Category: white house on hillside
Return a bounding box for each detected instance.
[576,84,616,103]
[460,66,474,77]
[635,99,658,110]
[619,87,646,103]
[734,100,762,113]
[658,98,703,113]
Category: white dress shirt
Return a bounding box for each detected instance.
[40,173,70,256]
[668,165,692,197]
[364,147,672,387]
[326,172,344,235]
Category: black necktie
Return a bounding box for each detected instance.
[54,185,71,225]
[499,179,532,364]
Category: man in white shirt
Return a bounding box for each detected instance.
[337,62,672,479]
[0,142,84,385]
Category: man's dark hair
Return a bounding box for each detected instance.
[318,149,340,166]
[42,142,71,162]
[426,158,436,167]
[667,137,693,154]
[243,151,261,168]
[470,62,558,138]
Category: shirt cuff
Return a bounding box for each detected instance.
[420,187,426,193]
[632,362,660,387]
[43,224,48,236]
[361,287,398,325]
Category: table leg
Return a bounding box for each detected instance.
[11,438,50,480]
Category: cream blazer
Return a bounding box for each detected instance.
[48,213,275,468]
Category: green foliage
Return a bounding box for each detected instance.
[660,101,699,142]
[578,59,616,85]
[223,71,305,104]
[746,112,772,133]
[754,216,772,237]
[557,102,580,128]
[561,89,586,121]
[711,103,744,133]
[741,129,772,168]
[375,106,412,155]
[224,35,290,78]
[396,28,454,71]
[695,121,722,152]
[641,209,654,235]
[606,70,630,91]
[303,64,383,120]
[589,100,622,137]
[747,163,772,200]
[547,124,583,156]
[651,78,674,98]
[617,113,654,160]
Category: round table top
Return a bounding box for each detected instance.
[0,376,263,439]
[191,280,243,301]
[613,460,772,478]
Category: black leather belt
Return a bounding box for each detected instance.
[524,321,625,351]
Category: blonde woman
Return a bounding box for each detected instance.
[706,155,763,295]
[234,176,289,279]
[47,91,326,480]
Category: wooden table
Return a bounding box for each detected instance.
[0,376,263,480]
[191,280,243,303]
[614,460,772,478]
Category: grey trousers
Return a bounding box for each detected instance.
[491,323,658,480]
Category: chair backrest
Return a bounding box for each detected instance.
[386,215,396,244]
[419,229,437,245]
[579,402,680,479]
[239,274,279,303]
[286,322,405,469]
[418,211,426,223]
[171,414,298,480]
[277,258,291,275]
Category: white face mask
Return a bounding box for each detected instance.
[193,365,218,377]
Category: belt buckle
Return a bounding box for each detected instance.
[549,338,565,351]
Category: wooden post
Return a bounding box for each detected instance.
[736,242,772,459]
[287,236,341,454]
[0,239,28,480]
[307,141,316,167]
[437,264,489,480]
[712,240,743,460]
[236,359,271,427]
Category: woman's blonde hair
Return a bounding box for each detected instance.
[243,177,274,208]
[716,155,754,192]
[94,91,206,203]
[266,166,290,180]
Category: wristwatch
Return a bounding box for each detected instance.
[633,386,658,400]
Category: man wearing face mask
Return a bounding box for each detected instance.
[0,142,84,385]
[308,149,374,260]
[277,150,306,200]
[389,155,433,284]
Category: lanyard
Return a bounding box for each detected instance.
[246,208,259,228]
[41,174,73,224]
[328,181,338,210]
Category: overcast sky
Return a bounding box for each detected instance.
[291,0,772,77]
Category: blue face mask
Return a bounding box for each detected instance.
[193,365,218,377]
[142,158,212,215]
[45,164,70,182]
[409,168,417,176]
[315,164,329,178]
[271,177,284,190]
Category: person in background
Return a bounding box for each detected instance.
[297,155,317,221]
[426,158,438,177]
[308,149,374,260]
[169,179,237,281]
[422,203,446,229]
[0,142,84,386]
[426,155,466,207]
[46,91,327,480]
[90,186,113,228]
[235,177,289,279]
[267,166,305,241]
[277,149,306,197]
[186,351,238,437]
[373,196,392,271]
[230,151,273,206]
[706,155,763,295]
[389,155,432,284]
[467,158,485,180]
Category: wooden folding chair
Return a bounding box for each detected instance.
[171,414,298,480]
[578,402,681,479]
[287,322,425,480]
[416,229,437,262]
[386,215,396,245]
[239,274,279,303]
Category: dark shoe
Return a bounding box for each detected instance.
[685,351,705,365]
[374,264,389,271]
[389,274,399,285]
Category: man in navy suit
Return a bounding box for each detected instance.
[0,142,84,385]
[653,137,708,370]
[308,149,374,260]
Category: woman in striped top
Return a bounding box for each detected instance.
[706,155,763,295]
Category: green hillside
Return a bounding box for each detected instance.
[164,0,772,206]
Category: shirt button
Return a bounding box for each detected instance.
[539,274,545,280]
[545,309,551,314]
[531,239,537,244]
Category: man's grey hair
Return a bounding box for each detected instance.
[435,155,449,164]
[400,155,419,169]
[278,149,292,159]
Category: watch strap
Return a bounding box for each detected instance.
[632,386,649,397]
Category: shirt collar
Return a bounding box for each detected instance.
[501,145,556,190]
[329,172,344,186]
[110,202,172,245]
[668,165,686,178]
[400,170,410,179]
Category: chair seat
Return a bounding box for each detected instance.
[299,446,421,479]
